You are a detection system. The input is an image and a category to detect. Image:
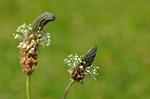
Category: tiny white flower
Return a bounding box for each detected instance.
[26,45,30,49]
[17,42,23,48]
[13,34,20,39]
[29,48,35,54]
[22,43,27,48]
[79,65,83,69]
[86,69,90,73]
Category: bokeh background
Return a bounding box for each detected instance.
[0,0,150,99]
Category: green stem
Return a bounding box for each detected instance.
[62,79,75,99]
[26,75,31,99]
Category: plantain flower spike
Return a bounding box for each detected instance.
[64,46,99,82]
[14,12,55,75]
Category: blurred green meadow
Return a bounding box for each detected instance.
[0,0,150,99]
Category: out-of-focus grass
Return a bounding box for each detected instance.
[0,0,150,99]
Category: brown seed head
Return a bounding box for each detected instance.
[20,37,39,75]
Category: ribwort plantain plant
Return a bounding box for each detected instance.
[62,46,99,99]
[13,12,55,99]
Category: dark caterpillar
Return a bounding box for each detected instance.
[32,12,55,32]
[81,46,97,68]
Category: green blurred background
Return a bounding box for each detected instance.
[0,0,150,99]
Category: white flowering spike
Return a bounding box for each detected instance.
[14,12,55,75]
[64,46,98,81]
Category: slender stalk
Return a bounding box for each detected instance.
[62,80,75,99]
[26,75,31,99]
